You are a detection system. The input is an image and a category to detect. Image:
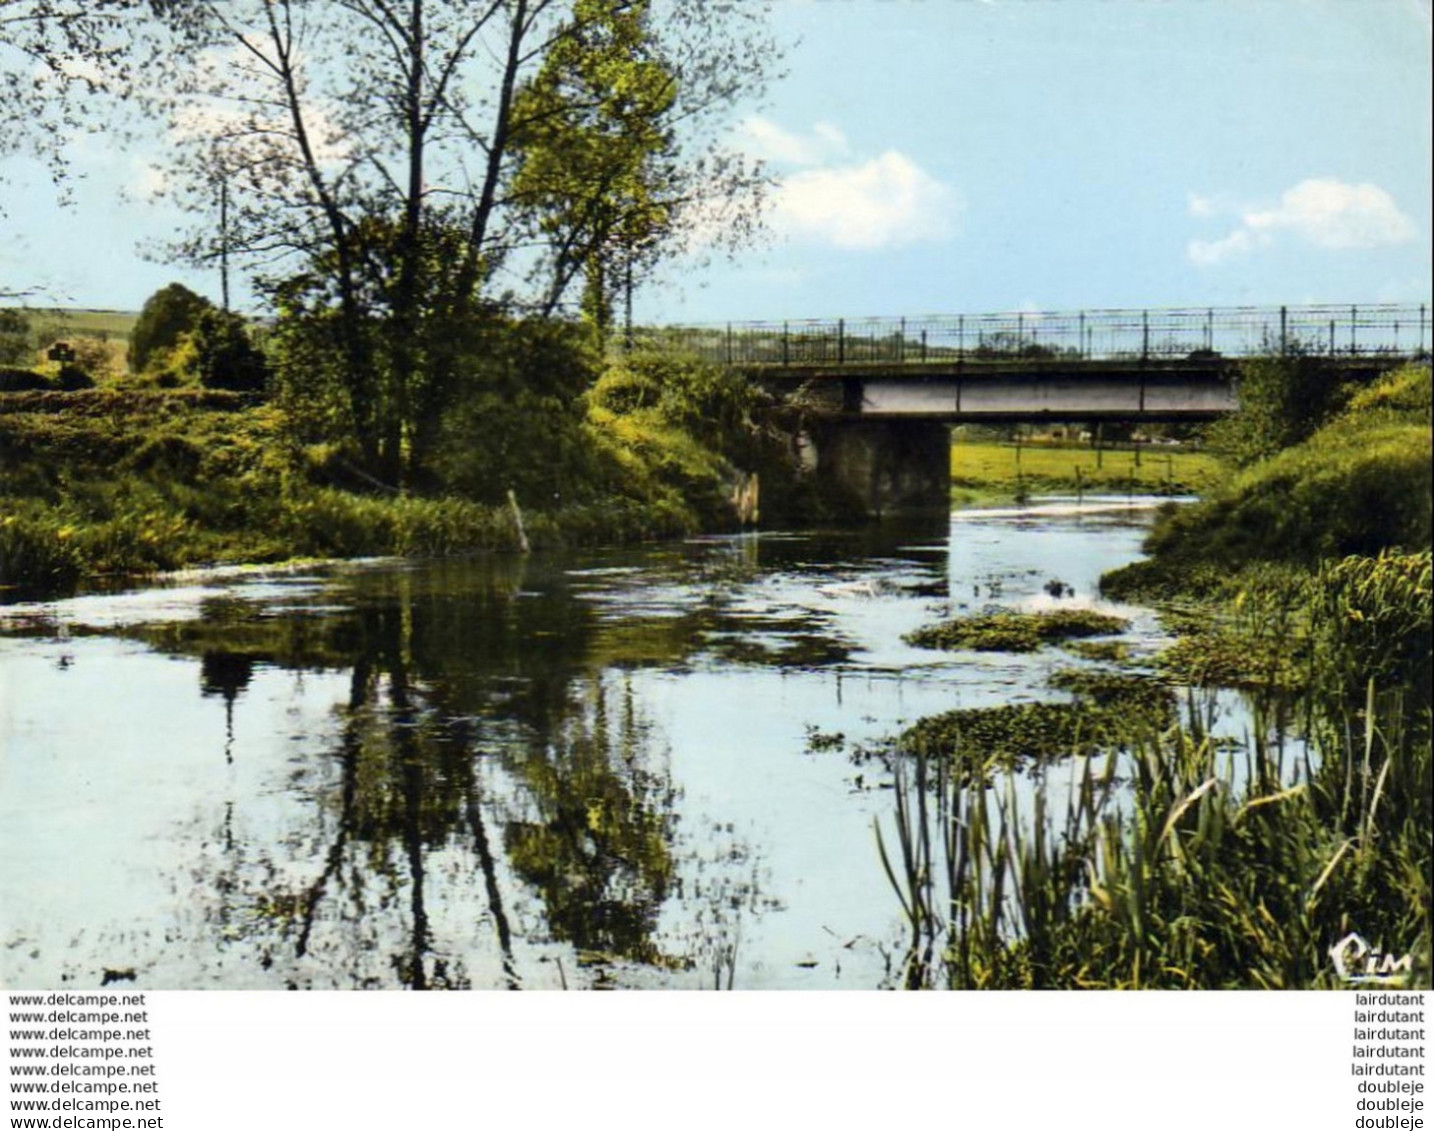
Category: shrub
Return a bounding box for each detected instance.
[128,283,215,374]
[192,309,268,392]
[0,309,30,365]
[1207,346,1354,466]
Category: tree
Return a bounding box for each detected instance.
[507,0,774,338]
[507,0,678,337]
[129,282,214,372]
[150,0,778,487]
[1208,346,1352,466]
[192,308,268,391]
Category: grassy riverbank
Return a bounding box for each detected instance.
[1102,364,1432,601]
[0,387,705,598]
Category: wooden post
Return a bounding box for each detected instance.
[507,489,530,554]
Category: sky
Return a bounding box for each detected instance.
[1,0,1430,325]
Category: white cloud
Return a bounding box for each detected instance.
[1188,178,1416,266]
[728,117,960,252]
[737,116,850,166]
[1188,228,1258,267]
[773,151,959,250]
[1246,179,1417,249]
[1186,192,1215,219]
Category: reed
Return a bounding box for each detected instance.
[877,551,1432,989]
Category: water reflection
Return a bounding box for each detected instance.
[2,508,1218,990]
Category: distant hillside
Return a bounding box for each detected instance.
[5,308,141,344]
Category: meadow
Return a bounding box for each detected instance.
[950,436,1224,504]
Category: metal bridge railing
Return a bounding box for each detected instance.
[636,303,1431,367]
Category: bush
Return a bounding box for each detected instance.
[1207,347,1354,466]
[0,514,83,593]
[128,283,215,374]
[429,319,601,505]
[0,309,30,365]
[582,349,773,526]
[192,309,268,392]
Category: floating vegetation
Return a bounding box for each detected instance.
[1059,638,1131,662]
[1156,629,1303,691]
[897,700,1148,779]
[1047,668,1174,717]
[803,726,846,753]
[905,608,1129,653]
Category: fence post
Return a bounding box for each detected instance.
[838,318,845,365]
[783,321,789,366]
[921,329,928,362]
[1280,305,1288,356]
[898,317,906,363]
[1079,311,1086,359]
[1142,310,1149,361]
[1421,304,1426,355]
[1350,305,1357,355]
[1329,320,1335,357]
[726,322,733,366]
[958,315,964,357]
[1206,308,1213,351]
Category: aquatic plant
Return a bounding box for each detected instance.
[905,608,1129,653]
[877,550,1433,990]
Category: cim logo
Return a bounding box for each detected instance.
[1328,932,1415,984]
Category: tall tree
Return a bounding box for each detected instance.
[507,0,678,335]
[507,0,774,336]
[151,0,778,486]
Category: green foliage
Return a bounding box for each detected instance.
[583,349,766,526]
[898,698,1165,780]
[428,317,601,505]
[0,309,29,364]
[191,309,268,392]
[266,217,509,486]
[0,378,708,595]
[905,608,1129,653]
[1104,364,1432,597]
[509,0,678,330]
[882,581,1432,988]
[1306,550,1432,711]
[128,283,214,373]
[1208,347,1354,466]
[0,513,84,593]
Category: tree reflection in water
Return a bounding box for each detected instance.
[151,556,724,988]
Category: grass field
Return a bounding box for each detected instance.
[17,308,140,343]
[950,439,1224,503]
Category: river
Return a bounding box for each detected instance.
[1,498,1202,990]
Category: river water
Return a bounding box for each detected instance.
[1,498,1194,990]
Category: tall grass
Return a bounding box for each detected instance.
[878,551,1432,989]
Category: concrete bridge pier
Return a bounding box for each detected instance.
[806,419,951,518]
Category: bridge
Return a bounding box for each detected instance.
[648,303,1431,515]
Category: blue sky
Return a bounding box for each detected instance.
[1,0,1430,323]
